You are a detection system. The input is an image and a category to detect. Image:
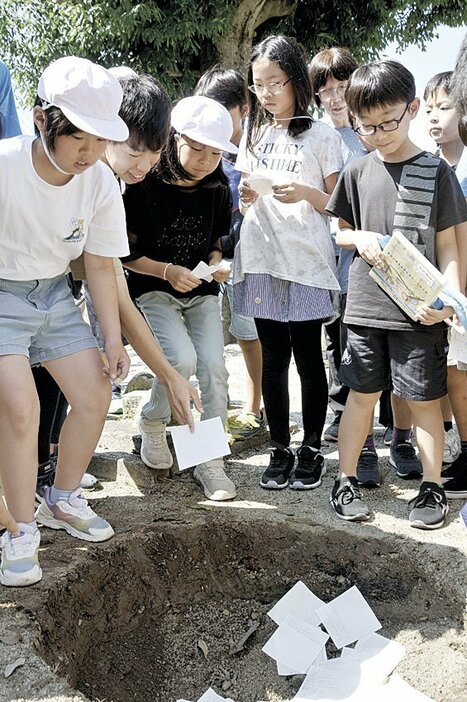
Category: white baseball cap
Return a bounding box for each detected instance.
[171,96,238,153]
[38,56,129,142]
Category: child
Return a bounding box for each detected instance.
[326,60,467,528]
[36,70,203,497]
[0,56,131,586]
[424,71,467,498]
[233,35,343,490]
[194,66,266,441]
[122,96,236,501]
[309,47,422,488]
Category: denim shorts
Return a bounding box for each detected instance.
[0,275,97,365]
[224,275,258,341]
[339,324,449,401]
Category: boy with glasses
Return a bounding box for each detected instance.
[326,60,467,529]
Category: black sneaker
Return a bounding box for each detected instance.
[441,452,466,483]
[330,477,371,521]
[408,482,448,529]
[356,448,381,487]
[390,440,422,479]
[260,447,295,489]
[323,413,341,442]
[383,426,393,446]
[289,446,325,490]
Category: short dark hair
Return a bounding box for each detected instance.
[308,48,358,107]
[450,33,467,145]
[345,60,416,116]
[423,71,453,101]
[246,35,313,155]
[157,128,228,188]
[194,65,247,111]
[118,74,171,152]
[33,97,79,148]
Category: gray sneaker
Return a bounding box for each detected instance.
[356,448,381,487]
[408,482,448,529]
[330,477,371,521]
[139,419,173,470]
[193,459,236,501]
[0,528,42,587]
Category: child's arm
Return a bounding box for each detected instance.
[0,498,19,536]
[271,172,338,214]
[84,252,130,382]
[123,256,201,294]
[336,218,386,269]
[455,220,467,294]
[239,173,259,215]
[415,225,459,325]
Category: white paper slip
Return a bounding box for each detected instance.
[293,659,368,701]
[268,581,325,627]
[339,646,357,660]
[170,417,231,471]
[316,586,381,649]
[448,326,467,363]
[277,659,303,676]
[191,260,230,282]
[354,632,406,681]
[262,614,328,674]
[247,172,276,196]
[197,689,235,702]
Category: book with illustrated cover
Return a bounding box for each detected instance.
[369,230,446,320]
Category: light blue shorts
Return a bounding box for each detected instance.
[0,275,97,365]
[224,275,258,341]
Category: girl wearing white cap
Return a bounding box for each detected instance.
[0,57,131,587]
[122,95,237,501]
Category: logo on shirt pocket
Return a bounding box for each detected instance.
[64,218,85,243]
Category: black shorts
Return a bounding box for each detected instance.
[338,325,449,401]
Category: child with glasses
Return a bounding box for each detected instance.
[326,60,467,529]
[234,35,343,491]
[309,48,422,489]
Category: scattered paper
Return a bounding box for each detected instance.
[268,581,325,627]
[354,633,406,682]
[375,673,436,701]
[316,586,381,649]
[170,417,231,471]
[262,614,328,674]
[197,689,235,702]
[293,659,366,701]
[191,260,230,283]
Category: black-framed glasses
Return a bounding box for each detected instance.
[248,79,291,96]
[353,102,412,136]
[316,84,347,102]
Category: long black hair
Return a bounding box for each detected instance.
[246,35,313,156]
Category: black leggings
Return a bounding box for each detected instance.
[32,366,68,464]
[255,318,328,450]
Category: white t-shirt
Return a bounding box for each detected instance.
[234,121,343,290]
[0,135,130,280]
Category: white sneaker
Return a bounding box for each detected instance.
[0,528,42,587]
[139,419,173,470]
[193,459,236,501]
[35,487,114,542]
[443,428,461,464]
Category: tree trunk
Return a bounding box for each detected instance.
[215,0,297,73]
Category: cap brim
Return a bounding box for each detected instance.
[61,106,129,142]
[181,128,238,154]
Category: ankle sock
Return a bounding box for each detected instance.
[50,486,74,504]
[392,427,411,445]
[363,434,376,451]
[444,421,453,432]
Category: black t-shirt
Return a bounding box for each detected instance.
[326,150,467,330]
[122,174,232,300]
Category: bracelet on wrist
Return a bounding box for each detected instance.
[163,262,173,280]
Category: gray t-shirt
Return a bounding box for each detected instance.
[326,150,467,330]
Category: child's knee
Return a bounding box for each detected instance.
[0,393,40,434]
[172,348,197,378]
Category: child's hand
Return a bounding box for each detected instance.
[104,340,130,383]
[272,181,307,203]
[414,304,455,326]
[239,180,259,207]
[212,261,231,283]
[164,372,203,432]
[355,230,386,269]
[166,264,201,293]
[0,499,20,536]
